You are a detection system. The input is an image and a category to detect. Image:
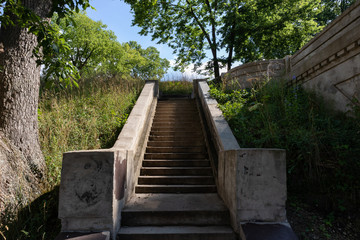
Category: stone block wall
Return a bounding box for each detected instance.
[58,80,158,238]
[224,0,360,112]
[288,0,360,112]
[222,59,287,89]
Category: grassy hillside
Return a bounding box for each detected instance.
[0,77,143,240]
[209,79,360,239]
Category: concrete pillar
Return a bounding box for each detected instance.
[58,150,127,239]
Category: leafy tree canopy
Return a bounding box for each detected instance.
[128,41,170,80]
[0,0,92,86]
[43,12,169,88]
[222,0,323,63]
[124,0,353,78]
[316,0,357,25]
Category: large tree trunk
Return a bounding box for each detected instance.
[0,0,52,183]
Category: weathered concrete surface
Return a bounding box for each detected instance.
[58,81,158,238]
[195,80,240,154]
[222,59,287,89]
[122,194,230,226]
[118,226,236,240]
[123,193,228,212]
[119,193,236,239]
[236,149,287,222]
[289,0,360,112]
[194,80,288,234]
[224,1,360,112]
[58,150,121,234]
[112,80,158,202]
[55,231,110,240]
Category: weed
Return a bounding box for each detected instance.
[159,80,193,96]
[210,79,360,213]
[0,76,143,239]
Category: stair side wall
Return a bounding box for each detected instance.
[194,80,287,233]
[58,81,158,238]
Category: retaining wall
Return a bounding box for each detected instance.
[222,59,287,89]
[289,0,360,112]
[194,80,287,234]
[58,80,158,238]
[224,0,360,112]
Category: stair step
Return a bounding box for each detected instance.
[154,116,198,120]
[151,127,200,132]
[147,141,205,147]
[138,176,215,185]
[146,147,206,154]
[135,185,217,193]
[150,132,203,137]
[152,119,200,123]
[140,167,212,176]
[122,207,227,226]
[151,122,200,127]
[155,111,196,114]
[155,112,198,115]
[153,115,199,119]
[117,226,236,240]
[142,160,210,167]
[157,102,195,106]
[154,112,199,116]
[157,101,194,103]
[156,107,196,111]
[152,122,200,127]
[149,136,203,142]
[156,109,197,113]
[157,103,195,105]
[144,153,207,159]
[152,122,199,127]
[117,98,236,239]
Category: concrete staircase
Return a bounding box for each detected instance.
[118,98,237,240]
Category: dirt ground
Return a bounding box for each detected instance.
[287,199,360,240]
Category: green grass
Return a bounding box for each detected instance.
[39,77,143,187]
[0,77,144,240]
[209,79,360,213]
[159,80,193,96]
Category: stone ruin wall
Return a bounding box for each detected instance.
[222,59,287,89]
[223,0,360,112]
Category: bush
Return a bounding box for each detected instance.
[210,79,360,212]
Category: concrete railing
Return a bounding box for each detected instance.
[222,59,288,89]
[194,80,287,234]
[58,80,158,238]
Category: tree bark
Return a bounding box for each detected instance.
[212,49,221,80]
[0,0,52,181]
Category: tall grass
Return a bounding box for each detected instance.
[209,79,360,213]
[0,77,144,240]
[39,77,143,187]
[159,79,193,96]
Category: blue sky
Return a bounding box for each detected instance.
[87,0,173,60]
[87,0,204,79]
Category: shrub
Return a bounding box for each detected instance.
[210,79,360,212]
